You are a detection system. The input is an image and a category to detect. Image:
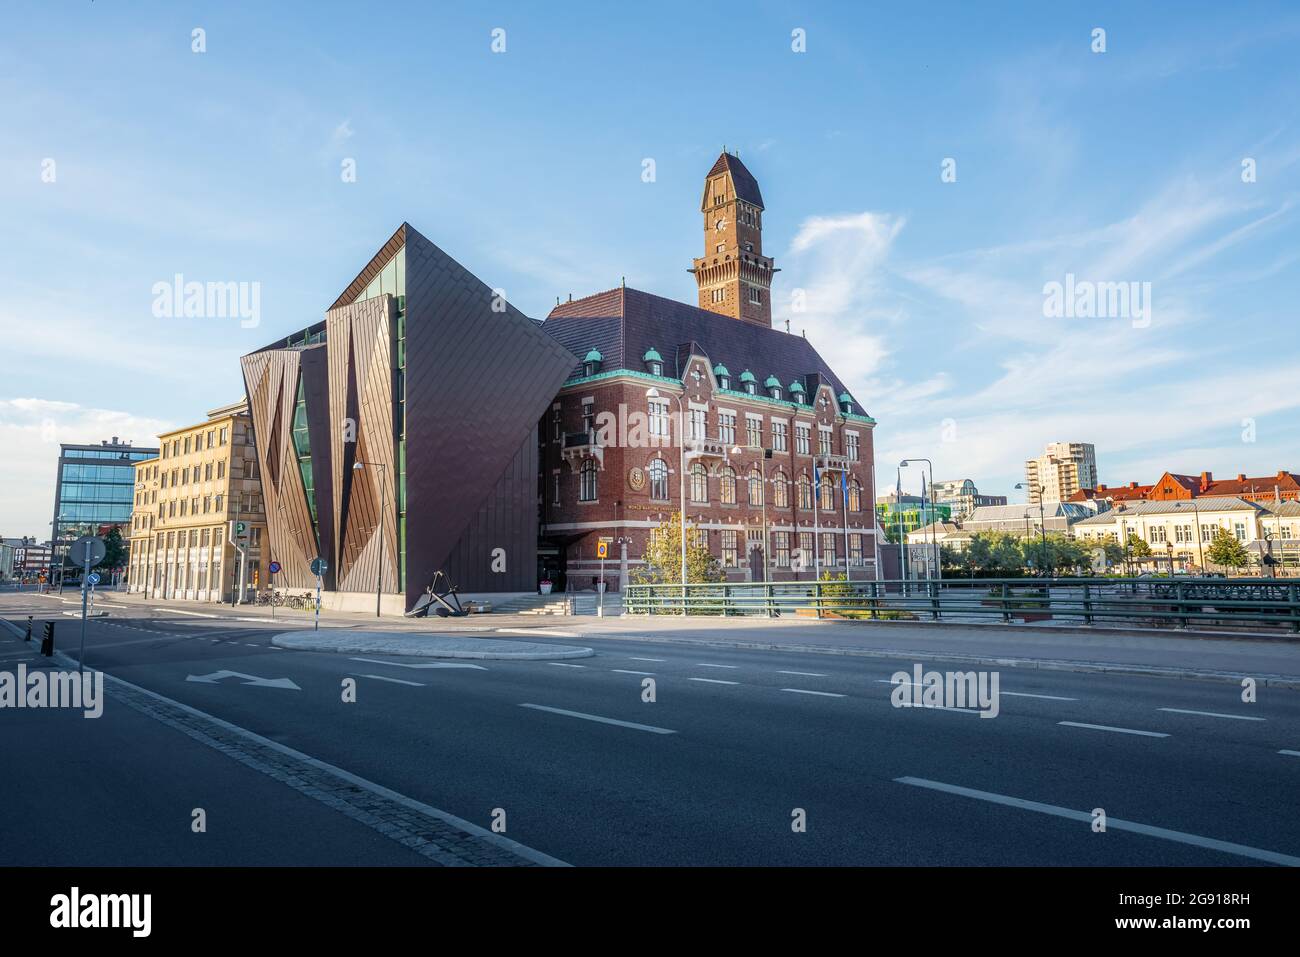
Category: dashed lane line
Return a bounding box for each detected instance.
[611,669,655,676]
[895,776,1300,867]
[1158,707,1265,722]
[778,670,828,677]
[1058,721,1168,738]
[519,703,676,735]
[689,677,739,686]
[780,688,846,698]
[356,673,425,687]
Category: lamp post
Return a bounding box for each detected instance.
[1190,500,1206,573]
[646,388,688,607]
[353,460,388,617]
[901,458,940,582]
[1015,482,1049,577]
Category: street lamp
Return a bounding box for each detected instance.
[901,459,940,582]
[353,460,388,617]
[646,388,688,606]
[1015,482,1050,577]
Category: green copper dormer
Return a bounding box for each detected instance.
[582,348,602,377]
[643,348,663,376]
[739,369,757,395]
[713,363,730,390]
[764,375,783,400]
[584,348,603,362]
[838,391,855,414]
[789,380,806,403]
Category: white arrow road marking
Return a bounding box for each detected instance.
[347,656,488,671]
[895,776,1300,867]
[185,670,302,689]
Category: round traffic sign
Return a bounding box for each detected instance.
[70,535,106,568]
[309,557,328,576]
[269,561,282,575]
[86,572,101,586]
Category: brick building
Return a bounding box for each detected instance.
[1070,470,1300,506]
[539,152,879,590]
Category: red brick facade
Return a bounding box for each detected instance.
[1072,470,1300,505]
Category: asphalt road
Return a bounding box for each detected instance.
[2,592,1299,866]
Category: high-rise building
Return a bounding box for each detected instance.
[127,401,267,602]
[50,437,158,579]
[1025,443,1097,504]
[690,152,776,328]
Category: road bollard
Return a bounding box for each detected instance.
[40,621,54,657]
[25,615,32,641]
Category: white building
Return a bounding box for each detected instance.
[1025,442,1097,504]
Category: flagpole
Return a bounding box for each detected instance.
[841,466,851,584]
[812,464,822,582]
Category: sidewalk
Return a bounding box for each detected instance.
[571,615,1300,687]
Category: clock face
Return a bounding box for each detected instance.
[715,219,727,231]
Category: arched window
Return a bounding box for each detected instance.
[772,471,789,508]
[748,467,763,506]
[819,474,834,511]
[579,458,598,502]
[848,479,862,512]
[690,462,708,503]
[797,474,813,510]
[648,458,669,502]
[720,466,737,505]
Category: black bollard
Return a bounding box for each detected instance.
[40,621,54,657]
[25,616,32,641]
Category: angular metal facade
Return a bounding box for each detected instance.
[241,224,576,611]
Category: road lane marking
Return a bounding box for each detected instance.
[1001,691,1078,701]
[1058,721,1168,738]
[781,688,846,698]
[896,702,980,713]
[152,608,218,618]
[628,657,665,663]
[1279,750,1300,758]
[895,776,1300,867]
[612,669,655,675]
[547,662,585,669]
[778,670,828,677]
[497,627,580,638]
[358,674,424,687]
[1158,708,1265,722]
[347,657,488,671]
[519,703,675,735]
[696,663,738,669]
[689,677,739,685]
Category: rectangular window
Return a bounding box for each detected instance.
[818,427,833,456]
[689,408,706,440]
[217,461,225,479]
[773,531,790,568]
[796,424,811,456]
[649,399,671,439]
[849,533,864,565]
[745,415,762,449]
[721,530,738,567]
[1234,523,1247,541]
[799,532,814,564]
[183,436,191,455]
[772,421,788,452]
[719,413,736,445]
[219,428,228,446]
[846,433,860,462]
[748,287,761,305]
[822,533,836,569]
[581,402,594,435]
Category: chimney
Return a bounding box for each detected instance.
[1200,471,1212,492]
[1237,474,1247,482]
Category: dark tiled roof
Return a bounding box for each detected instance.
[707,152,764,209]
[541,287,861,409]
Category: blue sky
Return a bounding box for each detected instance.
[3,1,1299,535]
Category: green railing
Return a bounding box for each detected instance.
[622,577,1300,634]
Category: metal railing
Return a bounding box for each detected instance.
[623,576,1300,634]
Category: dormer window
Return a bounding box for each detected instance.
[789,381,806,405]
[643,348,663,377]
[583,348,602,378]
[739,370,757,395]
[713,363,730,391]
[765,375,782,401]
[838,392,854,415]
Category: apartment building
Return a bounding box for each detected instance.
[127,400,266,601]
[1025,442,1098,504]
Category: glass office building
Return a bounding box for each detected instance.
[51,438,159,569]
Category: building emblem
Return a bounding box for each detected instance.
[628,466,646,491]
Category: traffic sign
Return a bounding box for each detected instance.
[70,535,106,568]
[269,561,282,575]
[596,541,609,559]
[310,557,328,576]
[86,572,101,586]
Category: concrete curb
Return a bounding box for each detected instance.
[583,631,1300,689]
[270,631,595,660]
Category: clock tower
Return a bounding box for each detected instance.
[690,151,777,328]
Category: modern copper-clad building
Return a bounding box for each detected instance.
[239,224,575,613]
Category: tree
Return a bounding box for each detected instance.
[1206,527,1250,571]
[1079,533,1124,569]
[635,513,722,584]
[98,526,127,572]
[1126,533,1152,558]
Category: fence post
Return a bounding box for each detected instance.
[766,581,774,619]
[1176,581,1188,629]
[1001,582,1011,623]
[813,580,822,619]
[871,580,880,620]
[929,579,940,621]
[1082,583,1093,625]
[1291,584,1299,634]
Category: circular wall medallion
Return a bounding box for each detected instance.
[628,466,646,491]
